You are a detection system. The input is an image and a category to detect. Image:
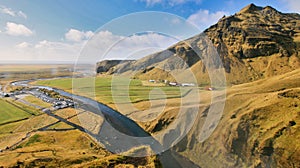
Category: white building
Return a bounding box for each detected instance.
[181,83,195,87]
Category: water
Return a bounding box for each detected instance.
[11,78,197,167]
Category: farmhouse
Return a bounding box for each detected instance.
[181,83,195,87]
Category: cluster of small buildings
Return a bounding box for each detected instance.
[28,89,75,110]
[148,79,217,90]
[3,82,76,112]
[52,98,75,110]
[168,82,195,87]
[148,79,196,87]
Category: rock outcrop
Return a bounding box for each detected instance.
[204,3,300,73]
[96,60,134,73]
[96,3,300,85]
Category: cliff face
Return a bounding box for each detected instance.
[204,3,300,73]
[96,60,134,73]
[96,3,300,85]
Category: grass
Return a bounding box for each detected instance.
[0,120,26,134]
[54,108,78,119]
[24,134,41,147]
[48,122,74,129]
[0,130,110,167]
[23,95,52,108]
[3,65,298,167]
[8,114,57,133]
[175,69,300,168]
[7,98,42,115]
[0,129,160,167]
[0,98,31,125]
[35,78,73,91]
[0,65,162,167]
[35,76,192,105]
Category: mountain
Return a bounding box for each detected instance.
[94,4,300,167]
[96,3,300,85]
[134,68,299,168]
[170,68,300,168]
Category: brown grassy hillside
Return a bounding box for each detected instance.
[143,68,300,167]
[0,108,161,168]
[96,4,300,85]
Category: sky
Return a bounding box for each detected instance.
[0,0,299,64]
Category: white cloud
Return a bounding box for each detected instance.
[280,0,300,13]
[1,6,15,16]
[5,22,33,36]
[16,42,32,48]
[168,0,201,5]
[10,40,83,63]
[0,5,27,18]
[187,9,229,31]
[139,0,201,6]
[18,11,27,19]
[1,30,178,63]
[82,31,178,63]
[140,0,162,6]
[65,29,94,42]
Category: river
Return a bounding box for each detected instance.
[11,78,200,168]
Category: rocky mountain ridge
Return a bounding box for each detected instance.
[96,3,300,85]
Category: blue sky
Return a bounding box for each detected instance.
[0,0,299,63]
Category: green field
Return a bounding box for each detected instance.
[34,76,191,104]
[34,78,73,91]
[7,98,42,116]
[0,99,31,125]
[0,120,26,134]
[23,95,52,108]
